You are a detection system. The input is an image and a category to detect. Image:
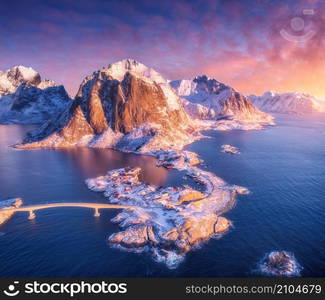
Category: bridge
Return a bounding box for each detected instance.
[1,202,136,220]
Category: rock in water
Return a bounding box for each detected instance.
[258,251,302,277]
[18,59,198,152]
[0,66,72,124]
[170,75,274,130]
[221,144,240,155]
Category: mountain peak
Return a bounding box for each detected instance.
[170,75,229,100]
[108,58,142,69]
[194,75,212,82]
[99,58,166,84]
[7,65,41,85]
[0,65,42,96]
[262,90,277,97]
[77,59,181,111]
[12,65,38,75]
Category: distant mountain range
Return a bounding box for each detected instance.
[1,59,322,152]
[16,59,278,152]
[249,91,325,115]
[0,66,71,124]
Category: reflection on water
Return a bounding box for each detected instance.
[60,147,168,185]
[0,125,168,185]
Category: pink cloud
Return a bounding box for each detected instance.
[1,0,324,99]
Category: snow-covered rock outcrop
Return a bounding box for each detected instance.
[250,91,325,115]
[0,66,71,124]
[257,251,302,277]
[170,75,274,130]
[221,144,240,155]
[18,59,199,151]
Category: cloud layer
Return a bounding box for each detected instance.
[0,0,324,98]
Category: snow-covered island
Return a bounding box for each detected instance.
[86,150,248,268]
[221,144,240,155]
[258,251,302,277]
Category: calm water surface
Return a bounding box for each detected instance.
[0,114,324,277]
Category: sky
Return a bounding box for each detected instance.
[0,0,324,99]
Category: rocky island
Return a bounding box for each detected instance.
[86,150,248,268]
[221,144,240,155]
[258,251,302,277]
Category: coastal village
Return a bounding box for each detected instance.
[86,150,248,268]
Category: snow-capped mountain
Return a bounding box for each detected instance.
[18,59,198,151]
[0,65,42,96]
[170,75,274,130]
[249,91,325,114]
[0,66,71,124]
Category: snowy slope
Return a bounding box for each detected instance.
[170,75,274,130]
[249,91,325,114]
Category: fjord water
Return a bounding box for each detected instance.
[0,114,324,277]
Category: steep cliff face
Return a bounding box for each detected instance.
[250,91,325,114]
[19,59,196,152]
[170,75,274,129]
[0,66,71,124]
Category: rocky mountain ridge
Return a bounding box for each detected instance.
[19,59,197,152]
[170,75,274,130]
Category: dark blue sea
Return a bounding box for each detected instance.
[0,114,324,277]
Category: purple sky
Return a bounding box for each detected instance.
[0,0,324,98]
